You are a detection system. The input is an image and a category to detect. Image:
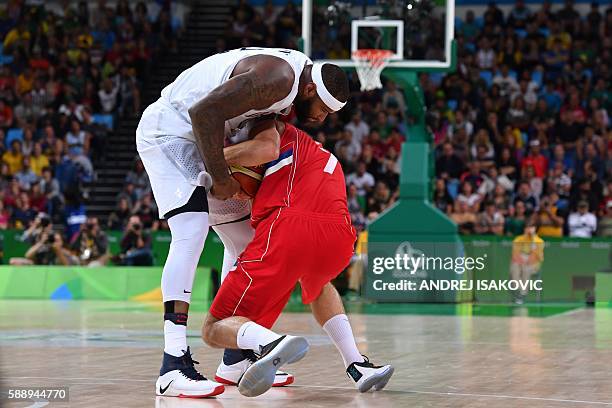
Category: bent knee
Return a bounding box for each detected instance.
[201,313,218,346]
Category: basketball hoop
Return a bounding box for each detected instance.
[352,49,394,91]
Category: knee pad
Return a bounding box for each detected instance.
[169,211,209,248]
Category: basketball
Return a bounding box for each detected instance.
[229,165,265,198]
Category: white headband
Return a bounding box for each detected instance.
[311,63,346,112]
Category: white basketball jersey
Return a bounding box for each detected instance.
[159,47,312,144]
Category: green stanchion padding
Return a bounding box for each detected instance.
[366,69,462,303]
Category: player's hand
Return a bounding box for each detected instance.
[234,189,251,200]
[211,177,241,200]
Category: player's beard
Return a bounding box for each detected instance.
[294,99,317,128]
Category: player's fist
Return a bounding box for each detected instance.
[211,177,241,201]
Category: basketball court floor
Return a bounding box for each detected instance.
[1,299,611,407]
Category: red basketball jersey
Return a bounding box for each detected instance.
[251,123,349,226]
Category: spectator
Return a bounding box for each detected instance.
[125,159,150,200]
[347,184,366,231]
[3,140,23,175]
[335,130,361,163]
[505,201,528,236]
[98,78,120,113]
[568,200,597,238]
[0,200,9,229]
[367,181,392,219]
[346,162,375,198]
[535,195,565,237]
[116,215,154,266]
[66,118,90,156]
[436,142,465,180]
[451,200,477,234]
[493,65,519,97]
[598,201,612,237]
[12,193,37,229]
[29,143,50,176]
[433,178,453,214]
[40,167,63,219]
[344,112,370,146]
[107,197,132,230]
[382,81,406,115]
[475,201,505,235]
[70,217,109,266]
[132,193,159,230]
[521,139,548,178]
[15,157,38,190]
[513,181,538,216]
[0,99,13,128]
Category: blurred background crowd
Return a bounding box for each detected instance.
[0,0,180,264]
[1,0,611,266]
[224,0,611,238]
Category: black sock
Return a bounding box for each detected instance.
[223,348,246,365]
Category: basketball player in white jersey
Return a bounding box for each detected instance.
[136,47,350,397]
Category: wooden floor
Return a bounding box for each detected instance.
[1,300,611,407]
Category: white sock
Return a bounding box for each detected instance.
[164,320,187,357]
[236,321,281,352]
[323,314,364,368]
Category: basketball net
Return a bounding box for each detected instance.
[352,49,393,91]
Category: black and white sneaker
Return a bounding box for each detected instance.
[237,335,309,397]
[156,347,225,398]
[346,356,394,392]
[215,349,295,387]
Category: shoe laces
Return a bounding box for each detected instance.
[242,349,259,363]
[357,355,382,369]
[179,347,207,381]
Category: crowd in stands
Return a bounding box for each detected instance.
[0,0,179,264]
[428,1,611,238]
[0,0,178,241]
[1,0,605,265]
[225,0,611,238]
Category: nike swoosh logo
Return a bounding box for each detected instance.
[183,290,191,293]
[159,380,173,394]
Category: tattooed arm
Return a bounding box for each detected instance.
[187,56,294,199]
[224,118,280,166]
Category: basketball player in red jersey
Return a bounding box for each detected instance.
[202,120,394,397]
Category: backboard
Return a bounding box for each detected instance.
[301,0,455,70]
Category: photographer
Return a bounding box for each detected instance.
[117,215,153,266]
[70,217,109,266]
[10,229,74,266]
[21,212,53,244]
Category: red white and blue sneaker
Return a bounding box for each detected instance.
[237,335,309,397]
[215,349,294,387]
[156,347,225,398]
[346,356,394,392]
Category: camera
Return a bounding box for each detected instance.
[39,215,51,228]
[133,223,142,231]
[46,234,55,244]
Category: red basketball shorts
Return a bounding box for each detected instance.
[209,208,356,329]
